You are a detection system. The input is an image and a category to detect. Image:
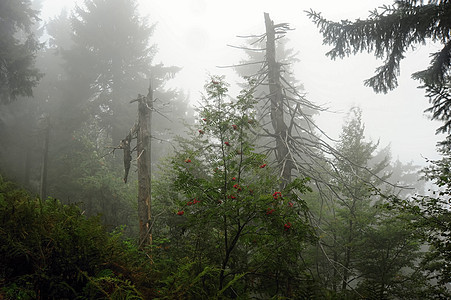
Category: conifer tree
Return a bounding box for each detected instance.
[307,0,451,137]
[0,0,42,104]
[66,0,155,144]
[385,149,451,297]
[24,2,192,230]
[312,108,427,298]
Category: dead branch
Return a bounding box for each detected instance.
[227,44,266,51]
[216,61,265,69]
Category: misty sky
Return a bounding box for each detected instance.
[41,0,445,165]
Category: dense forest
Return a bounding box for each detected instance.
[0,0,450,299]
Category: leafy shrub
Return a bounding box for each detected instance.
[0,175,151,299]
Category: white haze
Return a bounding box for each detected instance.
[42,0,445,165]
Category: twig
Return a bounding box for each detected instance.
[136,149,144,161]
[227,44,266,51]
[216,61,265,69]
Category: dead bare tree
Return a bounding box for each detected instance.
[223,12,396,195]
[264,13,294,188]
[116,83,153,248]
[221,13,401,294]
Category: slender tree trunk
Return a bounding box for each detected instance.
[111,54,122,146]
[342,219,353,291]
[24,146,32,187]
[40,117,50,200]
[219,223,245,292]
[331,206,339,292]
[137,85,152,248]
[264,13,293,188]
[332,232,338,292]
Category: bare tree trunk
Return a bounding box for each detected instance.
[40,116,50,200]
[332,236,339,292]
[264,12,293,188]
[24,146,32,187]
[342,219,353,291]
[137,86,152,248]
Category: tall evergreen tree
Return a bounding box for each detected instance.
[385,149,451,296]
[332,108,389,292]
[36,2,193,231]
[310,108,427,298]
[0,0,46,189]
[66,0,155,144]
[0,0,42,104]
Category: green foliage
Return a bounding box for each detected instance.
[307,0,451,93]
[0,175,152,299]
[423,81,451,139]
[155,260,219,299]
[3,3,449,298]
[0,0,43,103]
[306,107,429,298]
[383,149,451,298]
[151,76,316,298]
[48,132,138,234]
[307,1,451,143]
[81,269,143,300]
[67,0,156,144]
[353,206,428,299]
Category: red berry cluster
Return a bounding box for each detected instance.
[186,198,200,206]
[284,222,292,231]
[233,184,242,192]
[273,192,282,200]
[177,198,201,215]
[266,208,276,215]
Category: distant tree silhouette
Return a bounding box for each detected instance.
[0,0,42,104]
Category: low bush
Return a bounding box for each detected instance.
[0,175,154,299]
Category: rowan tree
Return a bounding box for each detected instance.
[152,76,316,298]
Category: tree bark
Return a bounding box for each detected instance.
[24,146,32,187]
[264,13,293,189]
[40,116,50,200]
[342,219,353,291]
[137,86,152,248]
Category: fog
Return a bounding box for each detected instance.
[40,0,445,166]
[2,1,450,297]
